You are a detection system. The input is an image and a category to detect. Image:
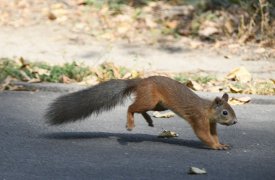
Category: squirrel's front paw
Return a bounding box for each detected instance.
[148,123,154,127]
[212,143,230,150]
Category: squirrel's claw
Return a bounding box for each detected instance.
[212,143,231,150]
[148,123,154,127]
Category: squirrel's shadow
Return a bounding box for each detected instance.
[43,132,206,150]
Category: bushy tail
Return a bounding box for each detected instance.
[45,79,140,125]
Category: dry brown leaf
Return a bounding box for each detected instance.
[198,21,219,37]
[79,75,99,86]
[60,75,73,84]
[111,65,121,79]
[254,48,266,54]
[186,80,203,91]
[238,33,253,44]
[165,20,178,29]
[158,130,178,138]
[18,57,30,69]
[94,68,104,80]
[224,19,234,34]
[237,96,251,102]
[122,72,132,79]
[229,96,251,105]
[199,26,219,37]
[226,67,252,83]
[32,67,50,76]
[189,41,202,49]
[228,84,243,93]
[131,70,139,79]
[260,40,275,48]
[19,70,31,81]
[48,11,57,20]
[117,26,129,35]
[153,111,175,118]
[228,44,240,49]
[145,16,157,28]
[0,76,13,91]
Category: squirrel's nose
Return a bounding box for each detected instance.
[233,120,237,124]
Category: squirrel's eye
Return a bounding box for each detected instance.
[222,110,228,116]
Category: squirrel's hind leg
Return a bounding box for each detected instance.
[126,95,159,131]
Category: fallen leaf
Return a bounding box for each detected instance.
[153,111,175,118]
[199,26,219,37]
[145,16,157,28]
[224,19,234,34]
[226,67,252,83]
[229,96,251,105]
[228,44,240,49]
[189,167,207,175]
[260,40,275,48]
[165,20,178,29]
[28,78,41,83]
[32,67,50,76]
[238,33,253,44]
[254,48,265,54]
[79,75,99,85]
[48,11,57,20]
[228,84,243,93]
[0,76,13,91]
[158,130,178,138]
[189,41,202,49]
[117,26,129,34]
[94,68,104,80]
[19,70,31,81]
[122,72,132,79]
[18,57,30,69]
[76,0,86,5]
[60,75,73,84]
[237,96,251,102]
[186,80,203,91]
[198,21,219,37]
[131,70,139,79]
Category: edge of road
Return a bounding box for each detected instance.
[10,81,275,105]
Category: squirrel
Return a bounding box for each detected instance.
[45,76,237,150]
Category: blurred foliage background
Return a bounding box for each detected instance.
[81,0,275,44]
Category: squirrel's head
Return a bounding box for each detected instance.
[210,93,237,126]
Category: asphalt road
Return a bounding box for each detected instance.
[0,90,275,180]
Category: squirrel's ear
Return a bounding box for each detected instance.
[213,97,223,107]
[222,93,229,102]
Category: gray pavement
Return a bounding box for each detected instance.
[0,89,275,179]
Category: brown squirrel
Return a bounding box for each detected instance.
[45,76,237,150]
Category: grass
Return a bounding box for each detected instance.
[0,58,274,95]
[0,58,92,83]
[174,73,216,84]
[174,73,189,84]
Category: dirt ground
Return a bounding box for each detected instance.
[0,0,274,79]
